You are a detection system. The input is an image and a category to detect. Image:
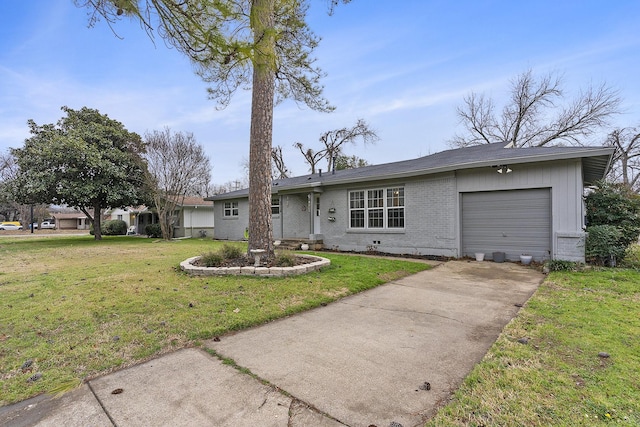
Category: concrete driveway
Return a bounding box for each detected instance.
[207,260,543,426]
[0,260,543,427]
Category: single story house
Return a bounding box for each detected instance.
[107,207,140,229]
[132,197,215,238]
[52,212,90,230]
[208,142,614,262]
[172,196,215,238]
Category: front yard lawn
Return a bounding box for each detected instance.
[0,236,430,405]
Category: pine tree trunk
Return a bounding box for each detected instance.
[248,0,275,255]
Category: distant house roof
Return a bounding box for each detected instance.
[175,196,211,207]
[53,212,87,220]
[207,142,614,201]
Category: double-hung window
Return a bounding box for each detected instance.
[271,196,280,215]
[349,191,365,228]
[223,201,239,217]
[387,187,405,228]
[349,186,405,229]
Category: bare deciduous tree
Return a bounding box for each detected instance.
[450,69,621,148]
[271,145,289,179]
[145,128,212,240]
[294,142,326,174]
[295,119,378,173]
[606,127,640,192]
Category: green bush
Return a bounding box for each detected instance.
[200,251,224,267]
[545,260,582,272]
[274,251,296,267]
[586,224,626,266]
[585,181,640,263]
[145,223,162,238]
[621,244,640,269]
[220,244,243,260]
[101,219,128,236]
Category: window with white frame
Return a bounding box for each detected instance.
[223,201,239,217]
[387,187,405,228]
[349,187,405,229]
[271,196,280,215]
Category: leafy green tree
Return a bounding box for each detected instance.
[335,154,369,170]
[11,106,148,240]
[585,180,640,263]
[78,0,349,255]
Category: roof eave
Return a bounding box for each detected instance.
[276,148,616,192]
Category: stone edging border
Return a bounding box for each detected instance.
[180,255,331,277]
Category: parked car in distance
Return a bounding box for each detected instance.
[40,221,56,229]
[30,221,56,230]
[0,222,23,230]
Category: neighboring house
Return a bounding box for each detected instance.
[208,142,614,263]
[52,212,90,230]
[172,196,215,238]
[133,197,214,238]
[107,207,139,229]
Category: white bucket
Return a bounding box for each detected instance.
[475,253,485,261]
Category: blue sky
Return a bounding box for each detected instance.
[2,1,639,184]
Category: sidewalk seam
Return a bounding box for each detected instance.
[87,381,118,427]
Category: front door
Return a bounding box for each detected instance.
[313,194,321,236]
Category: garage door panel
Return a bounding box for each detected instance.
[462,189,551,261]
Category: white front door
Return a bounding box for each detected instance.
[313,194,321,236]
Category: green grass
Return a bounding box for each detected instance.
[0,236,429,405]
[426,267,640,426]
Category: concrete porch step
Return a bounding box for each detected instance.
[275,239,323,251]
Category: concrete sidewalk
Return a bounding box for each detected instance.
[0,260,543,427]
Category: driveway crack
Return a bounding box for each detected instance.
[339,301,464,324]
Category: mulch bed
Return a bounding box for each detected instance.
[191,255,317,268]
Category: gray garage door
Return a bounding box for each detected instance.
[462,188,551,261]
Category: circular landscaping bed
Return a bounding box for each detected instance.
[180,254,331,277]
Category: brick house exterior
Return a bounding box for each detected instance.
[208,143,614,263]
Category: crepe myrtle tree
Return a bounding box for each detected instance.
[79,0,351,256]
[144,128,212,240]
[11,106,148,240]
[450,69,621,148]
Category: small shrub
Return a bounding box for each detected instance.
[545,260,582,272]
[274,251,296,267]
[200,251,224,267]
[622,244,640,269]
[102,219,128,236]
[145,224,162,238]
[586,224,626,266]
[220,244,243,260]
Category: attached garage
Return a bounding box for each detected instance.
[461,188,551,261]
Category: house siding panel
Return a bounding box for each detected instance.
[279,194,311,239]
